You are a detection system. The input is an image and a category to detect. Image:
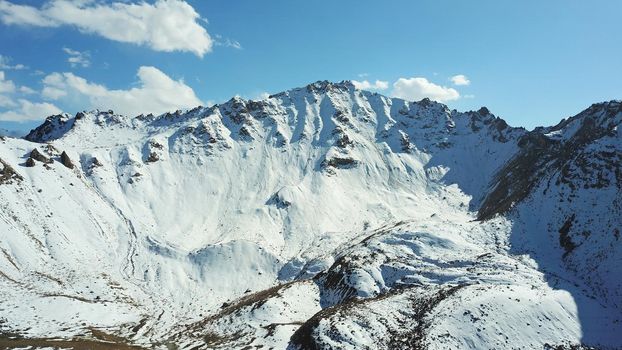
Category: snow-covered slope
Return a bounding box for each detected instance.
[0,81,619,349]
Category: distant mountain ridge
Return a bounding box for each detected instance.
[0,127,22,138]
[0,81,620,349]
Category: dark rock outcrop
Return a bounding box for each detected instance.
[29,149,53,164]
[559,214,577,257]
[25,114,74,143]
[0,158,23,184]
[477,132,557,220]
[60,151,74,169]
[146,152,159,163]
[323,156,358,169]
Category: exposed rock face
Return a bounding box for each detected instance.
[25,157,36,167]
[558,214,577,257]
[323,156,358,169]
[144,140,164,163]
[0,158,22,184]
[60,151,74,169]
[91,157,103,167]
[25,114,74,143]
[85,157,103,175]
[478,101,622,221]
[42,144,59,157]
[146,152,159,163]
[29,149,53,164]
[477,132,555,220]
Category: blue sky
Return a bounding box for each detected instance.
[0,0,621,134]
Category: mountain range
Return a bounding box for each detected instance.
[0,80,620,349]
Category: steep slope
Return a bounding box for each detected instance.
[480,101,622,346]
[0,81,619,349]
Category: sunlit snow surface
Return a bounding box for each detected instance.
[0,82,620,349]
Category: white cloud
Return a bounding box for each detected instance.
[0,0,213,57]
[0,99,62,122]
[450,74,470,86]
[0,94,13,108]
[214,34,242,50]
[0,1,54,26]
[0,71,16,94]
[352,79,389,91]
[0,71,59,120]
[63,47,90,68]
[0,55,26,70]
[0,71,17,107]
[391,77,460,102]
[19,86,36,94]
[42,66,203,117]
[41,73,68,100]
[0,95,17,108]
[224,39,242,50]
[252,92,270,100]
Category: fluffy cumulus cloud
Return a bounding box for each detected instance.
[0,95,13,108]
[0,70,62,121]
[391,77,460,102]
[450,74,470,86]
[352,79,389,91]
[0,99,62,122]
[0,71,15,94]
[0,71,17,108]
[63,47,90,68]
[19,86,36,94]
[0,0,213,56]
[42,66,203,117]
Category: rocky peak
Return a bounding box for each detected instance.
[547,100,622,140]
[25,113,73,143]
[21,80,522,147]
[478,100,622,221]
[581,100,622,121]
[304,80,354,95]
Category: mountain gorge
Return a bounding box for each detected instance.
[0,80,620,349]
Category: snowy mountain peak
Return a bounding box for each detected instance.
[581,99,622,122]
[478,100,622,221]
[24,112,74,142]
[304,79,356,93]
[22,81,516,150]
[541,100,622,140]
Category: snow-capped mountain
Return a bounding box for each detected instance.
[0,81,620,349]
